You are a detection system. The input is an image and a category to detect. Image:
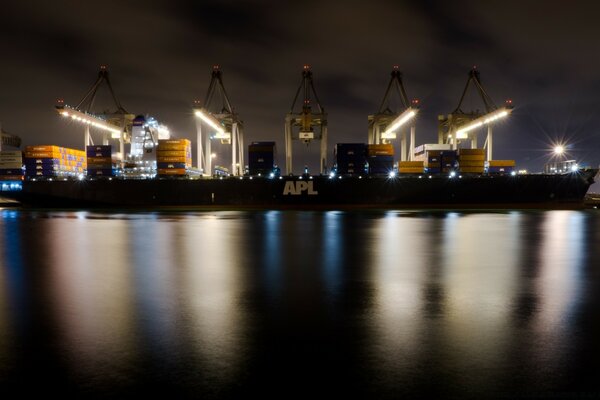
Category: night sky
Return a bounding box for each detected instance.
[1,0,599,178]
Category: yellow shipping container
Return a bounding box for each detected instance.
[458,148,485,155]
[157,143,189,151]
[459,160,485,167]
[398,161,424,168]
[158,139,191,146]
[458,154,485,161]
[156,150,188,157]
[460,167,484,173]
[157,168,187,175]
[488,160,516,167]
[399,168,424,173]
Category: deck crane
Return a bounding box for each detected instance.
[284,65,327,175]
[193,65,244,176]
[438,67,513,160]
[55,65,134,163]
[368,66,419,161]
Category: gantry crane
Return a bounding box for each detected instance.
[0,122,21,151]
[284,65,327,175]
[55,65,134,161]
[438,67,513,160]
[368,66,419,161]
[193,65,244,176]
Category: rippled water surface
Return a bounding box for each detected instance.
[0,209,599,398]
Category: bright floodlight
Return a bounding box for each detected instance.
[554,145,564,155]
[194,108,225,135]
[57,105,121,135]
[454,107,512,137]
[381,108,417,138]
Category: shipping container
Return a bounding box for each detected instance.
[367,143,394,156]
[157,168,187,175]
[86,145,112,157]
[157,162,188,169]
[487,166,515,174]
[488,160,516,167]
[87,168,114,176]
[458,160,485,167]
[457,148,485,156]
[459,167,485,173]
[0,169,24,175]
[458,154,485,161]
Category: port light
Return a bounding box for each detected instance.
[455,107,512,137]
[382,108,417,137]
[329,172,335,179]
[195,108,226,136]
[449,171,456,178]
[554,145,565,155]
[57,105,122,135]
[269,172,275,178]
[571,164,579,172]
[388,171,397,178]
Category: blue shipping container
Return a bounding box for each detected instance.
[86,145,112,157]
[87,169,114,176]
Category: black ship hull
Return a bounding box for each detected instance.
[4,169,597,209]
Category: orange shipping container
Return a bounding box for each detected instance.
[157,156,187,163]
[157,168,187,175]
[157,143,189,151]
[367,144,394,156]
[488,160,516,167]
[25,145,60,153]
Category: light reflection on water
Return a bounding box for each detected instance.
[0,209,598,398]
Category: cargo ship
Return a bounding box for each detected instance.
[1,169,597,210]
[0,68,596,209]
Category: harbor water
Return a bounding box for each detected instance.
[0,209,599,398]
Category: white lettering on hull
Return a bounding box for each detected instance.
[283,181,319,195]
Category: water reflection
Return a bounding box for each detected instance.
[0,209,597,397]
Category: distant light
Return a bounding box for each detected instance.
[388,171,396,178]
[571,164,579,172]
[554,145,564,155]
[511,171,517,176]
[269,172,274,178]
[329,172,335,179]
[449,171,456,178]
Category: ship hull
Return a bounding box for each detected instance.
[4,169,597,209]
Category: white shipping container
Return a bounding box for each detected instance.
[414,143,452,156]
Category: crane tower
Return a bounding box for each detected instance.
[368,66,418,161]
[194,66,244,176]
[438,67,513,160]
[284,65,328,175]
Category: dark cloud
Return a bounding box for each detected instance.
[1,0,599,182]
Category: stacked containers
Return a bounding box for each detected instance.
[0,150,24,180]
[457,148,485,173]
[335,143,366,175]
[367,144,394,175]
[413,144,451,174]
[424,151,442,173]
[86,145,113,177]
[156,139,192,176]
[24,145,86,178]
[398,161,424,174]
[248,142,275,176]
[441,150,458,173]
[487,160,515,174]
